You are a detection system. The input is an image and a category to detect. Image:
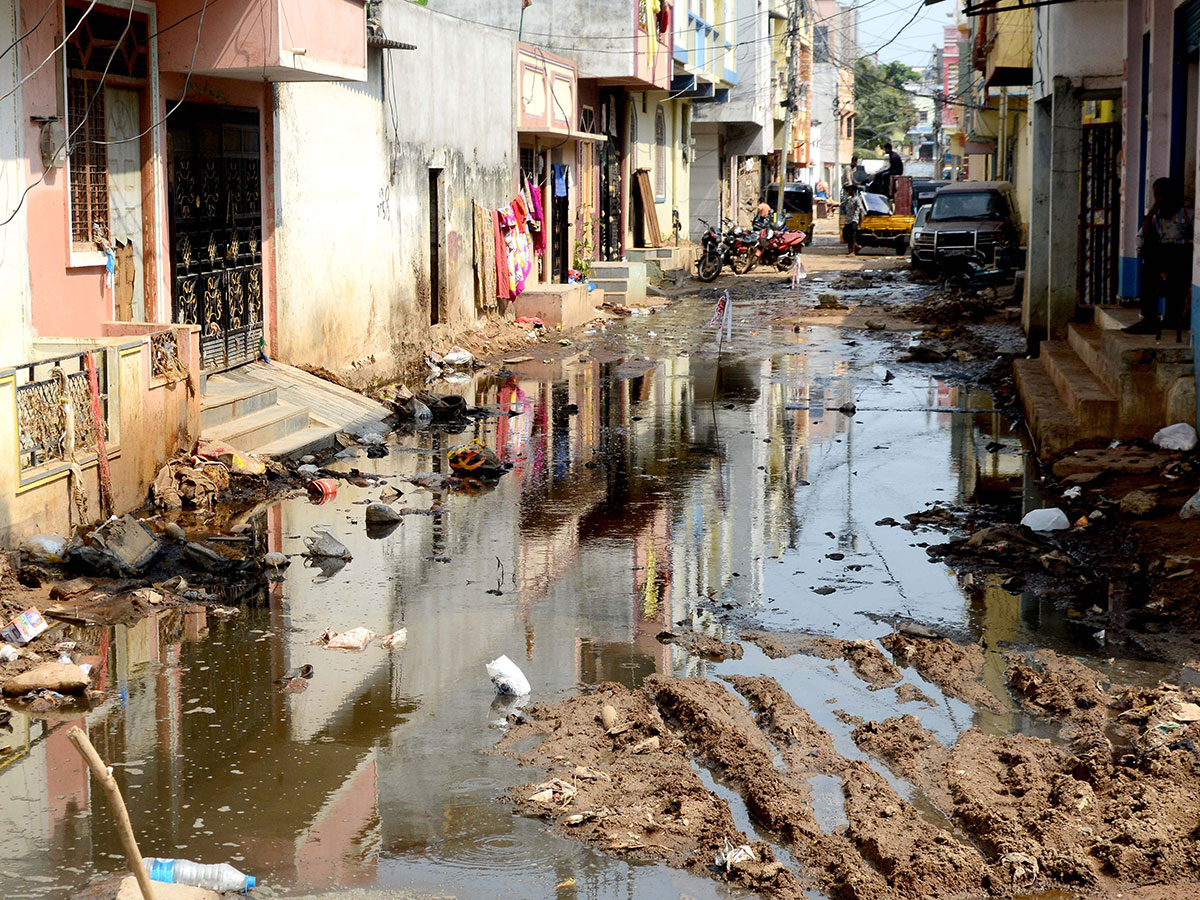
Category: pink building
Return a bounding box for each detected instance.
[0,0,369,542]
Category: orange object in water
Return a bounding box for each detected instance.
[307,479,338,503]
[448,440,504,476]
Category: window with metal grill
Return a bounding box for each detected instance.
[68,76,109,244]
[65,2,149,247]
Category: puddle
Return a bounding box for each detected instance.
[0,299,1183,899]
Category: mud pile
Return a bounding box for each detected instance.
[499,637,1200,900]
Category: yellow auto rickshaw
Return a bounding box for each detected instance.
[855,192,916,254]
[764,182,814,245]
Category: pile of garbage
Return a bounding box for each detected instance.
[152,439,269,510]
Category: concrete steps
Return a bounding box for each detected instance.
[1038,341,1116,435]
[205,401,311,450]
[200,361,391,459]
[200,382,278,430]
[1016,304,1195,457]
[1014,358,1079,456]
[591,260,647,306]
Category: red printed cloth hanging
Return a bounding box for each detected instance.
[524,172,546,255]
[493,210,513,300]
[498,199,533,296]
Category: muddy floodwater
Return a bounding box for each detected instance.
[0,293,1186,900]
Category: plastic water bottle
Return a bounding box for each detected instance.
[143,857,256,893]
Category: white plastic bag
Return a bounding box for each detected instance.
[1020,507,1070,531]
[0,644,18,663]
[357,432,385,446]
[324,626,376,650]
[304,525,352,560]
[297,464,320,477]
[380,628,408,649]
[486,654,531,696]
[20,534,68,563]
[443,347,473,367]
[1180,490,1200,521]
[1153,423,1198,451]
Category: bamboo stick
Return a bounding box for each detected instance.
[67,726,158,900]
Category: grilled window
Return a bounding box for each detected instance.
[65,3,149,246]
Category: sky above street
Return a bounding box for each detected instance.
[852,0,957,71]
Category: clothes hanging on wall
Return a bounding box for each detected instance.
[525,172,546,255]
[552,164,568,198]
[493,209,514,301]
[473,202,498,310]
[498,198,533,296]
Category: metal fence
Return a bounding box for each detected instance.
[15,351,109,472]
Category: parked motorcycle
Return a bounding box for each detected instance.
[696,219,725,282]
[696,218,755,282]
[742,216,806,273]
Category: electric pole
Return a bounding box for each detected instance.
[776,0,800,222]
[933,47,944,179]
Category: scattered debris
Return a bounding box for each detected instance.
[487,654,531,696]
[1152,422,1198,451]
[3,661,90,696]
[380,628,408,649]
[320,627,376,651]
[1,607,48,645]
[19,534,67,563]
[1020,507,1069,531]
[303,525,352,560]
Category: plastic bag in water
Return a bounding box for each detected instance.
[486,654,531,696]
[304,525,352,560]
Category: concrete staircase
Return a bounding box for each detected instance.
[201,362,391,459]
[590,260,648,306]
[1014,306,1195,457]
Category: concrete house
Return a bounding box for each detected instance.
[810,0,856,194]
[1012,0,1200,457]
[0,0,372,542]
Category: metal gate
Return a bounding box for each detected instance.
[1078,122,1121,307]
[168,105,263,371]
[599,94,624,262]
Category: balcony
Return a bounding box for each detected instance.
[978,7,1032,87]
[157,0,368,83]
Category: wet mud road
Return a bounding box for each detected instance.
[3,255,1195,900]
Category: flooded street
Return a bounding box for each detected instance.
[1,268,1190,900]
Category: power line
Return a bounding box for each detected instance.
[1,0,135,228]
[0,0,56,64]
[90,0,211,146]
[0,0,99,104]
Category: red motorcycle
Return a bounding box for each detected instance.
[742,216,806,273]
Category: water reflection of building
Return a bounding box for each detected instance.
[0,606,409,894]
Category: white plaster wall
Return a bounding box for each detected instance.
[689,124,722,239]
[1033,0,1124,101]
[691,0,772,154]
[0,0,31,367]
[440,0,638,80]
[628,95,689,243]
[813,64,839,176]
[272,2,515,387]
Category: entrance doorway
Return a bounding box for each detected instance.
[429,168,443,325]
[167,104,263,372]
[1078,102,1121,307]
[599,93,624,261]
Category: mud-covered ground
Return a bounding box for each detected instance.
[6,237,1200,900]
[498,635,1200,900]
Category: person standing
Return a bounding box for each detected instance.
[1126,177,1193,337]
[842,185,865,255]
